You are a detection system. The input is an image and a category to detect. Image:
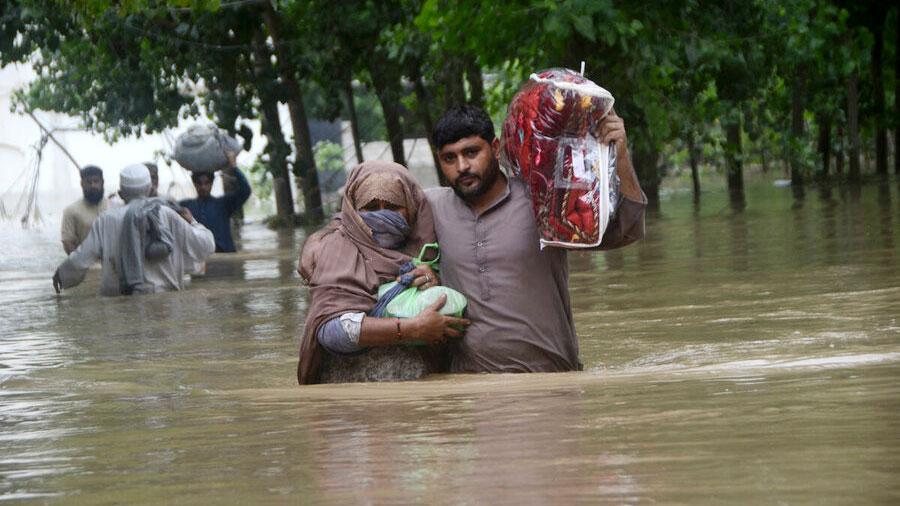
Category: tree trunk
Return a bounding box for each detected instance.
[440,56,467,109]
[252,29,294,221]
[261,6,324,222]
[373,84,406,165]
[687,130,700,203]
[260,105,294,220]
[724,117,745,211]
[836,124,845,177]
[895,11,899,176]
[342,74,364,165]
[872,14,887,175]
[411,70,445,185]
[847,71,861,183]
[369,54,406,166]
[211,64,240,200]
[212,56,240,138]
[465,56,484,109]
[816,113,832,180]
[632,133,660,210]
[790,66,806,196]
[211,63,245,226]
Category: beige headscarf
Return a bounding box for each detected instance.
[296,161,437,384]
[353,171,410,212]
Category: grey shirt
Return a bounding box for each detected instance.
[426,176,646,373]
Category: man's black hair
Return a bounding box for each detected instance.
[432,105,495,150]
[191,171,213,183]
[79,165,103,180]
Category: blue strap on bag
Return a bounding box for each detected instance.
[369,243,440,317]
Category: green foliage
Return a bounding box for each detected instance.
[313,141,345,175]
[3,0,895,212]
[313,140,348,194]
[353,87,390,142]
[248,156,274,203]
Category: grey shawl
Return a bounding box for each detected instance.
[118,198,178,295]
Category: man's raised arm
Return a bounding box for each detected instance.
[597,110,647,250]
[223,168,252,215]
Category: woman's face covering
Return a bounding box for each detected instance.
[357,200,411,249]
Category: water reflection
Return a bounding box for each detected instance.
[601,248,624,271]
[691,200,704,261]
[817,185,839,264]
[266,379,643,503]
[729,209,749,272]
[243,259,281,281]
[876,183,894,254]
[276,228,301,279]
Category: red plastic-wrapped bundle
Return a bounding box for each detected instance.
[500,68,619,249]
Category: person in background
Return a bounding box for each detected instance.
[144,162,160,198]
[53,164,215,296]
[178,149,251,253]
[61,165,108,254]
[427,105,646,374]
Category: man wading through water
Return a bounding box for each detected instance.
[426,105,647,373]
[177,128,252,253]
[61,165,108,254]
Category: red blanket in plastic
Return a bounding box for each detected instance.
[500,68,617,248]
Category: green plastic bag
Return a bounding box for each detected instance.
[376,243,467,319]
[377,283,468,319]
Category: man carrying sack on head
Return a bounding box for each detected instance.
[174,125,252,253]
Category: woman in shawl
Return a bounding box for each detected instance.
[297,161,469,384]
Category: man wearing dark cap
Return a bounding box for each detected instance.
[61,165,108,254]
[176,128,252,253]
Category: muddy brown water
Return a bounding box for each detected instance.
[1,180,899,503]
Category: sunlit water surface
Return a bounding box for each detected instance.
[1,180,899,504]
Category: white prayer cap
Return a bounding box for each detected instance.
[120,163,152,192]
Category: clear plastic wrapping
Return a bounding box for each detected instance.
[500,68,619,249]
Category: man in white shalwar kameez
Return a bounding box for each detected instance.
[53,164,215,296]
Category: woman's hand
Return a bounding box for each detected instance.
[401,264,441,290]
[408,294,470,344]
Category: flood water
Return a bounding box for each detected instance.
[2,179,899,503]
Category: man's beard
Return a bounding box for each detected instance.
[452,158,500,202]
[83,188,104,205]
